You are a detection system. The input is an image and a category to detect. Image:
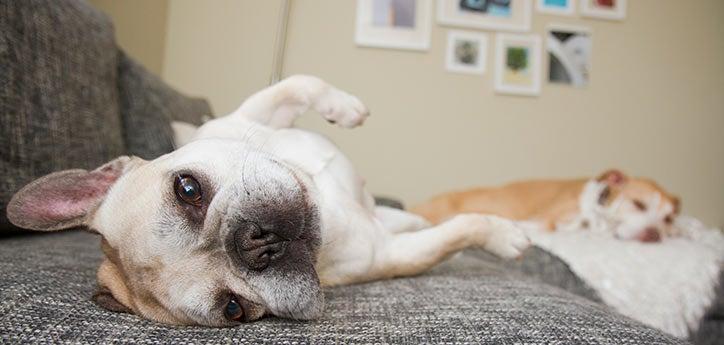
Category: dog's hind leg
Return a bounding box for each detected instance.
[229,75,369,129]
[375,206,431,234]
[365,214,529,282]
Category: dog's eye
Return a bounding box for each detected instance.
[174,175,203,206]
[224,295,245,321]
[664,215,674,225]
[632,199,647,211]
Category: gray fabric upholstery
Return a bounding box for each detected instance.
[469,246,602,303]
[0,0,124,232]
[0,230,686,344]
[474,246,724,344]
[117,50,212,159]
[0,0,213,232]
[692,269,724,345]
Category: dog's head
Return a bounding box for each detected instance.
[592,169,681,242]
[7,139,324,326]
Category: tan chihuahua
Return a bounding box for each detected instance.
[413,170,681,242]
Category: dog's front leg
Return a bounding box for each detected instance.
[231,75,369,129]
[366,214,530,282]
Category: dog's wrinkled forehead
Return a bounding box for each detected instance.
[92,138,323,325]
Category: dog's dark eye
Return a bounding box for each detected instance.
[224,295,245,321]
[632,199,647,211]
[664,215,674,225]
[174,175,202,206]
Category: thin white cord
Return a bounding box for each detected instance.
[270,0,291,85]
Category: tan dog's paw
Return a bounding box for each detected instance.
[452,214,530,259]
[316,87,370,128]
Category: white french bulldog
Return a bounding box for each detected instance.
[7,76,529,326]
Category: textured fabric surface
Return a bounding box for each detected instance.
[117,50,212,159]
[469,246,602,303]
[0,231,686,344]
[692,269,724,345]
[0,0,124,232]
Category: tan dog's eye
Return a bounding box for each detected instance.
[632,199,647,211]
[664,215,674,224]
[175,175,203,206]
[224,295,245,321]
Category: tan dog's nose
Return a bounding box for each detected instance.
[233,221,289,271]
[638,227,661,243]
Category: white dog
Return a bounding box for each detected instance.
[8,76,529,326]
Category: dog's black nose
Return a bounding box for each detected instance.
[233,221,288,271]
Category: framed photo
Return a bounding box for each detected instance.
[494,33,542,96]
[536,0,576,16]
[580,0,626,20]
[547,24,591,87]
[437,0,532,33]
[445,30,488,75]
[355,0,433,51]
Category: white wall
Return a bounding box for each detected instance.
[156,0,724,227]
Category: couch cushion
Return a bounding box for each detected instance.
[0,0,124,232]
[0,231,685,344]
[117,50,212,160]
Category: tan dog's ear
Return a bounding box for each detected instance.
[93,286,132,314]
[6,156,138,231]
[597,169,628,186]
[672,196,681,214]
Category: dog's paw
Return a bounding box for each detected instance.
[452,214,530,259]
[315,87,370,128]
[483,218,530,259]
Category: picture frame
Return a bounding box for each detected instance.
[580,0,626,21]
[494,33,542,96]
[547,24,592,87]
[437,0,533,33]
[445,30,489,75]
[536,0,576,16]
[355,0,433,51]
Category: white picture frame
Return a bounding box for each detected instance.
[547,24,592,87]
[437,0,532,33]
[494,33,542,96]
[536,0,576,16]
[355,0,433,51]
[580,0,626,20]
[445,30,488,75]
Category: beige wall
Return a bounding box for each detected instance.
[88,0,169,75]
[111,0,724,227]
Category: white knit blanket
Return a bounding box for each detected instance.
[520,216,724,338]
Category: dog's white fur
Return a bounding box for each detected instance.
[189,75,529,286]
[9,75,529,326]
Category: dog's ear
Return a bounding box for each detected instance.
[597,169,628,186]
[7,156,138,231]
[92,286,132,314]
[672,196,681,214]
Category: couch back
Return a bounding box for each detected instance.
[0,0,211,233]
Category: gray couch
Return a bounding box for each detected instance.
[0,1,713,343]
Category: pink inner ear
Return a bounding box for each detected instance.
[37,175,117,221]
[8,162,126,230]
[599,170,626,186]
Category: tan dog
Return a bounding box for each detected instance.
[413,170,681,242]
